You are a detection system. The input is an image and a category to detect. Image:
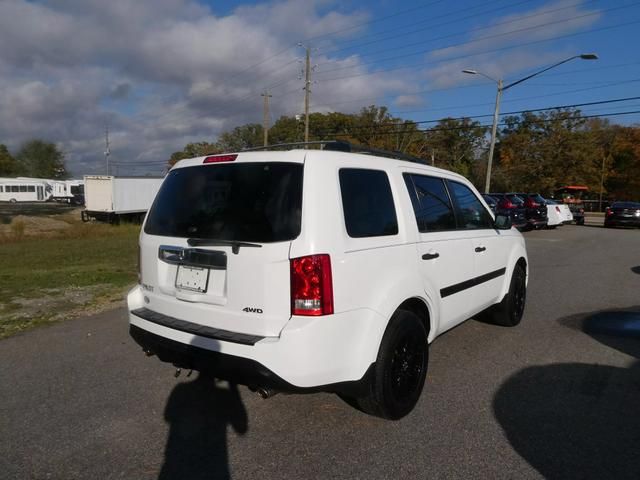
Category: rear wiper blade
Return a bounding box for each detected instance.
[187,238,262,254]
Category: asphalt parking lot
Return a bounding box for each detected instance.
[1,225,639,480]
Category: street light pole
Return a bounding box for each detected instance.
[486,79,503,194]
[463,53,598,193]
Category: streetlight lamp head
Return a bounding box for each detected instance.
[462,69,478,74]
[580,53,598,60]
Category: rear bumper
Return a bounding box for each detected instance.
[527,218,548,229]
[605,217,640,226]
[127,286,382,391]
[129,325,373,395]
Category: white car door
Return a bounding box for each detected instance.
[403,173,476,333]
[446,180,511,312]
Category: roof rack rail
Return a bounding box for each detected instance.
[240,140,427,165]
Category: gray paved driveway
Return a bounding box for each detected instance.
[1,225,639,479]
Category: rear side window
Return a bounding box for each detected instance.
[403,174,456,232]
[448,181,493,230]
[145,162,303,242]
[339,169,398,238]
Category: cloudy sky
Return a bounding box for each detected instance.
[1,0,639,176]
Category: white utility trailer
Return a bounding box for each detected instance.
[82,175,164,223]
[0,178,49,202]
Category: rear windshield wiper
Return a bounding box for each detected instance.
[187,238,263,254]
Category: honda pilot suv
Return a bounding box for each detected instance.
[128,144,528,419]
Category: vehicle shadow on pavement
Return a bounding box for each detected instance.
[493,308,640,480]
[159,373,248,480]
[631,266,640,274]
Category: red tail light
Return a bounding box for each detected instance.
[290,254,334,316]
[203,154,237,163]
[524,198,539,208]
[498,199,515,209]
[606,208,613,216]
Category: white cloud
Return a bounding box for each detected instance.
[0,0,408,175]
[394,95,425,107]
[425,0,601,88]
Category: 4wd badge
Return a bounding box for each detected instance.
[242,307,263,314]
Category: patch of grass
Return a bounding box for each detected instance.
[0,223,140,338]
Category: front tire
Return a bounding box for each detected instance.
[482,263,527,327]
[355,310,428,420]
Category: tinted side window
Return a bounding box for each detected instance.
[403,174,456,232]
[448,181,493,230]
[339,169,398,238]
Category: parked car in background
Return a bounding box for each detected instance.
[512,193,548,230]
[544,198,573,227]
[604,202,640,228]
[481,194,498,214]
[489,193,528,230]
[554,186,587,225]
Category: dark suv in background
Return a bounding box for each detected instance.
[513,193,548,230]
[489,193,528,230]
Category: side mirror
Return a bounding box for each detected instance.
[495,214,512,230]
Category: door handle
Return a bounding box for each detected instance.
[475,246,487,253]
[422,252,440,260]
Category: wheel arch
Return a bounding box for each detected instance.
[397,297,432,339]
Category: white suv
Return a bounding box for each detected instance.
[128,144,528,419]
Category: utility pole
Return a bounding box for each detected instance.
[303,46,311,145]
[261,91,272,147]
[431,149,435,166]
[485,79,503,193]
[104,123,111,176]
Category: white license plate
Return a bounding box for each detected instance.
[175,265,210,293]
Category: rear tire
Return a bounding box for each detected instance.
[576,217,585,225]
[354,310,428,420]
[482,264,526,327]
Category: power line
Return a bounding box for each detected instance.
[313,18,640,83]
[310,96,640,136]
[318,109,640,139]
[317,6,639,77]
[105,6,637,137]
[302,0,450,44]
[319,0,596,63]
[113,103,640,169]
[307,62,640,112]
[174,0,535,114]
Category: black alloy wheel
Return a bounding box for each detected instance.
[389,329,426,404]
[355,310,428,420]
[510,265,526,325]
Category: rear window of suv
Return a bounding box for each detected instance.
[144,162,303,242]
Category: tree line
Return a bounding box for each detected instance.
[169,106,640,200]
[0,140,67,179]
